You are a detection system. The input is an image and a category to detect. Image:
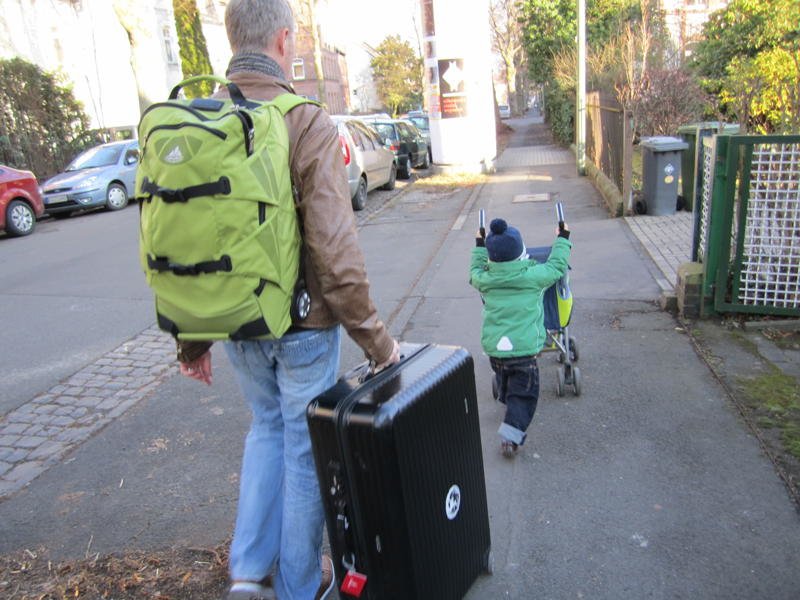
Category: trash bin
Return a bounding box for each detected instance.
[639,136,689,216]
[677,122,740,211]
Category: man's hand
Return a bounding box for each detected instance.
[374,339,401,372]
[180,350,213,385]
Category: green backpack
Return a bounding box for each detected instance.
[136,75,311,341]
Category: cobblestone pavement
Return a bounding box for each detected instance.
[0,327,176,498]
[0,181,412,500]
[624,210,693,291]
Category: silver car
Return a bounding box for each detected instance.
[331,116,396,210]
[41,139,139,218]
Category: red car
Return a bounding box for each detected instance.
[1,164,45,237]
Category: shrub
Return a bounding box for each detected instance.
[0,57,92,178]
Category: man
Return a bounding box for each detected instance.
[178,1,400,598]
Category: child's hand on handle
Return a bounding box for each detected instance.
[556,222,571,239]
[476,229,486,247]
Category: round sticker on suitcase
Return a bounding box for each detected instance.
[445,484,461,520]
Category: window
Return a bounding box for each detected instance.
[353,123,376,150]
[362,124,383,147]
[292,58,305,80]
[124,148,140,165]
[397,123,413,142]
[162,26,178,64]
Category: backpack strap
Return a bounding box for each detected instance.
[271,93,318,115]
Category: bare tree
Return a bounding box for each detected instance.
[489,0,526,115]
[112,0,171,113]
[296,0,326,107]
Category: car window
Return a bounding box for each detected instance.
[124,148,139,165]
[352,122,377,150]
[373,123,397,142]
[67,145,124,171]
[408,116,429,132]
[362,124,384,147]
[347,122,375,151]
[397,123,414,142]
[345,122,365,150]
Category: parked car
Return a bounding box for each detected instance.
[41,139,139,218]
[331,116,397,210]
[362,118,430,179]
[0,165,45,237]
[498,104,511,119]
[402,111,432,161]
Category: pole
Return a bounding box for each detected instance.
[576,0,586,176]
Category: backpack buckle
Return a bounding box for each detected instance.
[170,262,197,276]
[161,187,186,203]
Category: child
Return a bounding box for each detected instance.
[469,217,572,457]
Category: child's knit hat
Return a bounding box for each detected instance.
[486,218,525,262]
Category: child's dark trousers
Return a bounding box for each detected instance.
[490,355,539,446]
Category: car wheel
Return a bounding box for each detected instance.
[5,199,36,237]
[380,163,397,191]
[351,176,368,211]
[420,151,430,170]
[398,157,411,179]
[106,183,128,211]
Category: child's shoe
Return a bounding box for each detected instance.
[500,440,518,457]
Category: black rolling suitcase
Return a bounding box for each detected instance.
[307,343,492,599]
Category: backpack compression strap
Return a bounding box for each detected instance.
[140,176,231,203]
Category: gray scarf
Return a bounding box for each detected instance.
[226,52,286,80]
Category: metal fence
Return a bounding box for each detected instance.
[586,90,624,192]
[695,134,800,316]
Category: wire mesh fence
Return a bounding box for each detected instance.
[738,142,800,309]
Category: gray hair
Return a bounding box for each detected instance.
[225,0,295,53]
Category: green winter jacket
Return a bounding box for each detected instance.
[470,236,572,358]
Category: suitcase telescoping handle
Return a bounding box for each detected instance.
[342,343,428,384]
[169,75,249,108]
[478,208,486,240]
[556,202,565,233]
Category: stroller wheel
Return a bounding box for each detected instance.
[569,337,579,362]
[572,366,582,396]
[556,367,565,397]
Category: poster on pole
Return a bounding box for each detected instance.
[421,0,435,36]
[438,58,467,119]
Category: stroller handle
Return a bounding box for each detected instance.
[556,202,565,232]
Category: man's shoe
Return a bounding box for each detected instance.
[224,581,276,600]
[315,554,335,600]
[501,440,519,458]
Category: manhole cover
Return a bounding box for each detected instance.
[512,193,551,203]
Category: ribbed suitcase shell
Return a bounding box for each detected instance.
[307,343,491,599]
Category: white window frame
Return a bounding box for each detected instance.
[292,58,306,81]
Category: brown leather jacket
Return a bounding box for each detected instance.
[176,72,394,365]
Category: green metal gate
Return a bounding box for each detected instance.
[695,134,800,317]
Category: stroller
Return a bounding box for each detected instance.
[480,205,581,399]
[526,244,580,396]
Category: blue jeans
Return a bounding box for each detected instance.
[224,326,341,598]
[490,355,539,445]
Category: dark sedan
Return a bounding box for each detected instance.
[361,118,430,179]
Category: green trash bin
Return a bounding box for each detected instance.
[677,122,740,211]
[640,136,688,216]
